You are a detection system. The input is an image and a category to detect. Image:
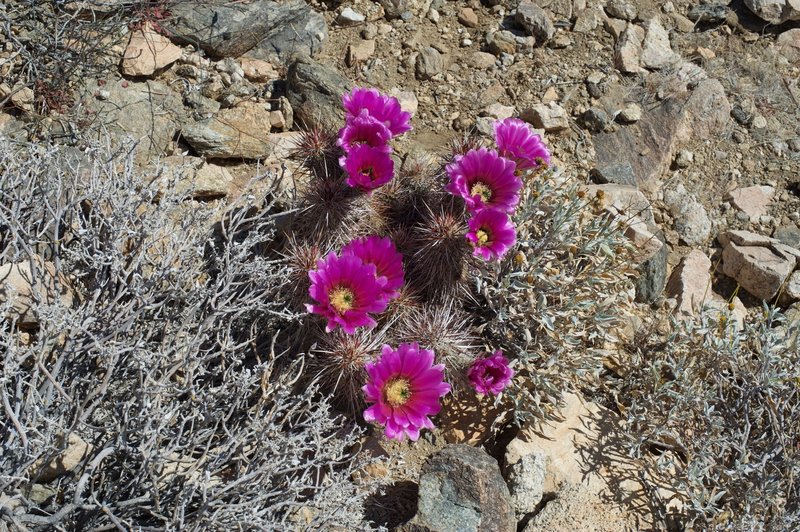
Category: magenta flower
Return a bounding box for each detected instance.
[493,118,551,172]
[307,252,389,334]
[363,343,451,441]
[340,144,395,191]
[343,87,412,137]
[342,236,405,299]
[445,147,521,213]
[465,208,516,261]
[337,113,393,153]
[468,350,514,395]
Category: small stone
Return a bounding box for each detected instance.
[462,38,473,47]
[470,51,497,69]
[541,86,559,103]
[674,149,693,168]
[427,8,440,22]
[752,114,768,129]
[614,23,645,74]
[239,57,278,82]
[416,46,444,80]
[606,0,637,21]
[522,102,569,132]
[347,39,376,66]
[487,30,518,56]
[482,102,515,120]
[550,33,572,48]
[786,271,800,301]
[664,184,712,245]
[185,91,221,117]
[458,7,479,27]
[687,4,729,24]
[337,7,365,25]
[726,185,775,220]
[618,102,642,123]
[693,46,716,60]
[641,17,680,69]
[32,433,92,482]
[624,216,664,264]
[515,1,556,44]
[121,22,182,77]
[580,106,610,132]
[604,17,628,39]
[573,7,607,34]
[389,88,418,115]
[269,110,286,129]
[9,85,35,113]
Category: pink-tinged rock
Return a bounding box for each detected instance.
[640,18,680,69]
[722,242,795,300]
[346,39,375,67]
[614,23,644,74]
[666,249,712,316]
[624,216,663,264]
[726,185,775,219]
[121,23,182,77]
[718,229,778,247]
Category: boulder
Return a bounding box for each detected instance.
[640,18,680,69]
[405,444,515,532]
[181,102,274,159]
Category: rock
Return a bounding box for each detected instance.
[776,29,800,63]
[31,433,92,482]
[666,249,712,316]
[458,7,480,27]
[0,256,75,328]
[390,88,419,115]
[541,86,559,103]
[157,156,233,199]
[624,215,664,264]
[487,30,518,56]
[286,55,352,131]
[726,185,775,220]
[416,46,444,80]
[744,0,800,24]
[523,483,633,532]
[379,0,411,20]
[181,102,274,159]
[406,444,515,532]
[482,103,515,120]
[614,23,645,74]
[640,18,680,69]
[165,0,327,60]
[617,102,642,123]
[521,102,569,132]
[504,443,547,519]
[337,7,365,25]
[605,0,637,21]
[634,228,668,303]
[515,1,556,44]
[583,184,655,225]
[469,51,497,69]
[239,57,279,82]
[682,79,731,139]
[579,107,609,132]
[722,241,796,300]
[0,113,26,140]
[185,91,221,117]
[674,149,693,168]
[9,85,35,113]
[774,226,800,249]
[121,22,182,77]
[786,271,800,301]
[573,7,607,33]
[664,184,712,245]
[687,4,729,24]
[347,40,376,66]
[604,17,628,39]
[270,110,287,129]
[79,77,186,163]
[719,229,778,247]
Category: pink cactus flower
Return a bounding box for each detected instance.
[307,252,389,334]
[468,350,514,395]
[493,118,551,172]
[363,343,451,441]
[337,113,393,153]
[340,144,395,191]
[445,147,521,213]
[342,87,412,137]
[342,236,405,299]
[465,208,516,261]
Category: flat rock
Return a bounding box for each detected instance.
[521,102,569,132]
[121,22,182,76]
[286,55,352,131]
[337,7,365,25]
[405,444,515,532]
[347,40,376,66]
[487,30,518,56]
[79,77,186,163]
[726,185,775,219]
[515,1,556,44]
[165,0,327,60]
[744,0,800,24]
[722,242,795,300]
[640,18,680,69]
[718,229,778,247]
[666,249,712,316]
[181,102,274,159]
[0,256,75,328]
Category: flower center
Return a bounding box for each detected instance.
[361,166,376,181]
[329,286,355,314]
[470,181,492,203]
[475,228,492,246]
[383,377,412,407]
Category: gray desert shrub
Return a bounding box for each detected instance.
[0,139,383,530]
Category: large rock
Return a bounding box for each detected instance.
[79,77,186,162]
[286,56,352,131]
[0,256,75,328]
[521,102,569,132]
[614,24,644,74]
[666,250,712,316]
[121,22,182,76]
[640,18,680,69]
[165,0,327,60]
[156,156,234,199]
[181,102,274,159]
[744,0,800,24]
[405,445,515,532]
[722,240,797,300]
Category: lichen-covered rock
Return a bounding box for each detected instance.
[286,55,352,131]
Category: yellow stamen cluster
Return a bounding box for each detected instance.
[470,181,492,202]
[383,377,412,407]
[475,229,491,246]
[329,286,355,314]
